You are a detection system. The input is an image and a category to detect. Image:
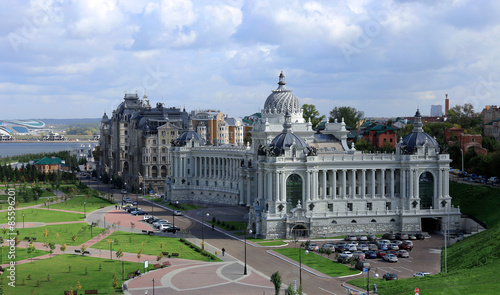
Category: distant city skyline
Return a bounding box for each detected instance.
[1,0,499,120]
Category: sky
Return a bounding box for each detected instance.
[1,0,500,120]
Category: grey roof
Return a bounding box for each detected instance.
[268,113,308,156]
[176,121,205,146]
[263,72,301,114]
[401,109,439,154]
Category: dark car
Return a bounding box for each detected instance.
[162,225,180,233]
[415,233,425,240]
[382,233,396,240]
[365,251,377,259]
[383,273,399,281]
[147,217,159,224]
[133,210,148,216]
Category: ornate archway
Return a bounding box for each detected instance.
[286,174,302,212]
[419,171,434,209]
[291,224,309,238]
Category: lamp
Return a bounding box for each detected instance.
[244,228,252,275]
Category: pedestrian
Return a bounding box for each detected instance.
[212,224,215,230]
[135,269,140,277]
[115,204,117,210]
[222,248,225,256]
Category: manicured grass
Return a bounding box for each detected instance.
[0,247,49,263]
[40,195,113,213]
[257,240,287,246]
[90,231,222,261]
[3,254,145,295]
[273,248,358,277]
[449,181,500,228]
[0,208,84,224]
[12,223,105,246]
[348,261,500,295]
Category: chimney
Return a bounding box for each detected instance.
[445,94,449,117]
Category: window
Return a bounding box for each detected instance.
[347,203,353,211]
[386,202,392,210]
[367,202,373,211]
[162,139,166,145]
[328,204,333,211]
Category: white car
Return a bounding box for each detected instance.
[307,243,320,251]
[383,254,398,262]
[173,210,182,216]
[413,272,431,277]
[339,251,353,259]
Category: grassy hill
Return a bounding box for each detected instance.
[348,181,500,294]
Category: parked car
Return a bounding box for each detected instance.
[377,243,388,251]
[162,225,181,233]
[488,176,499,183]
[121,189,127,194]
[397,250,410,258]
[321,243,335,251]
[368,244,378,251]
[383,254,398,262]
[395,233,408,240]
[344,235,357,241]
[132,201,138,206]
[415,233,425,240]
[376,250,387,258]
[133,210,148,216]
[365,251,377,259]
[382,233,396,240]
[407,234,417,240]
[347,244,357,251]
[352,251,365,260]
[126,206,138,213]
[122,204,134,210]
[358,244,369,251]
[387,243,399,250]
[383,273,399,280]
[336,244,347,252]
[173,210,182,216]
[401,243,413,251]
[147,217,160,224]
[158,223,176,231]
[357,235,368,241]
[123,197,131,203]
[307,243,320,251]
[413,272,431,277]
[367,234,378,242]
[339,251,353,259]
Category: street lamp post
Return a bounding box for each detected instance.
[244,228,252,275]
[84,201,86,219]
[110,241,113,260]
[22,213,25,229]
[299,243,308,288]
[173,201,179,229]
[201,212,209,250]
[152,278,155,295]
[460,149,464,172]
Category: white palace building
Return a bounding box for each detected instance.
[167,72,462,239]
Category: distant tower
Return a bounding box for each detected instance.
[445,94,449,117]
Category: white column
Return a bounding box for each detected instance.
[247,175,252,205]
[414,169,419,198]
[267,171,273,202]
[390,169,395,198]
[371,169,376,197]
[445,168,449,196]
[409,169,414,198]
[239,175,245,204]
[275,172,280,202]
[342,169,347,199]
[361,169,366,199]
[322,170,327,199]
[351,169,356,198]
[306,171,311,201]
[381,169,386,198]
[332,170,337,199]
[401,169,406,198]
[281,172,286,201]
[313,170,318,200]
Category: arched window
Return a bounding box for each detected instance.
[419,171,434,209]
[351,220,357,223]
[331,220,338,224]
[286,174,302,212]
[371,219,377,223]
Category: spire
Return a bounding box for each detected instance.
[412,108,424,132]
[276,71,287,91]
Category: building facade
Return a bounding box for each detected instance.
[99,93,189,193]
[483,105,500,142]
[167,72,461,239]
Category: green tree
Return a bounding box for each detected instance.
[447,103,482,131]
[26,242,36,263]
[329,106,363,129]
[354,138,374,153]
[482,136,500,152]
[301,104,325,130]
[270,271,282,295]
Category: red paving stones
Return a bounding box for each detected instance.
[104,209,153,231]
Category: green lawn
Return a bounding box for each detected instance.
[12,223,105,246]
[40,195,112,213]
[0,208,84,224]
[0,247,49,263]
[348,261,500,295]
[2,254,145,295]
[273,248,358,277]
[90,231,221,261]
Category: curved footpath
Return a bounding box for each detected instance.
[1,198,368,295]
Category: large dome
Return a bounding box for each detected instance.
[263,71,301,114]
[401,109,439,154]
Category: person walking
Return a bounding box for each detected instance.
[222,248,225,256]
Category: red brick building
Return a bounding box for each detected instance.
[362,124,397,148]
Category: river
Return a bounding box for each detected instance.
[0,141,98,157]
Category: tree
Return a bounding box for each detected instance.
[137,248,143,263]
[26,242,36,263]
[301,104,325,130]
[447,103,482,131]
[60,243,67,254]
[116,248,124,259]
[354,139,374,153]
[329,106,363,129]
[270,271,282,295]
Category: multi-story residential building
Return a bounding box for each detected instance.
[99,92,188,193]
[361,123,397,149]
[190,110,245,146]
[430,105,443,117]
[483,105,500,142]
[167,72,461,239]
